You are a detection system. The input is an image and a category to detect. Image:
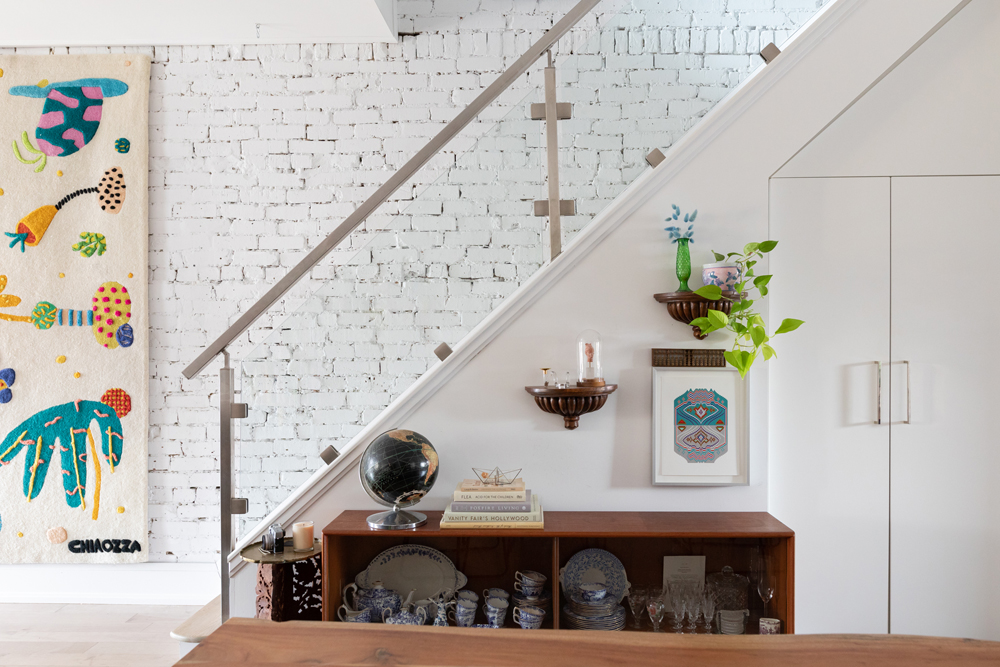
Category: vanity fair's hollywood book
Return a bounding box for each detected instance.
[439,495,544,529]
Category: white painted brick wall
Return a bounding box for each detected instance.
[7,0,827,561]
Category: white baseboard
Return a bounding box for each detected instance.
[0,562,220,605]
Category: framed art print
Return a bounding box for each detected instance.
[651,366,748,486]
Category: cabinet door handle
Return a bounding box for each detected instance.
[891,360,911,425]
[874,361,882,425]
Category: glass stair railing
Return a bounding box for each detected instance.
[182,0,834,620]
[236,88,546,536]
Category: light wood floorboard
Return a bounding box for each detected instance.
[0,604,199,667]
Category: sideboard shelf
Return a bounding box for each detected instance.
[322,511,794,633]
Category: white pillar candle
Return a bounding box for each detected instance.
[292,521,314,551]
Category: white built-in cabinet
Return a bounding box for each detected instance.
[769,176,1000,640]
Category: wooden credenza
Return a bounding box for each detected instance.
[322,511,794,633]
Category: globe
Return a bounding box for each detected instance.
[360,429,439,511]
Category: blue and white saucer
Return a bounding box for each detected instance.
[559,548,631,603]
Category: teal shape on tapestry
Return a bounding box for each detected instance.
[0,399,124,505]
[114,138,130,154]
[9,79,128,160]
[9,79,129,98]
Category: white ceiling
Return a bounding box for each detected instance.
[1,0,397,46]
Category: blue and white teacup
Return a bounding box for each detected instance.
[514,570,546,598]
[484,597,509,627]
[579,582,607,602]
[702,262,741,292]
[483,587,509,602]
[337,605,371,623]
[448,599,477,627]
[513,605,545,630]
[456,590,479,605]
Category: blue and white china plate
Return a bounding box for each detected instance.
[562,605,625,622]
[358,544,468,604]
[513,589,552,607]
[559,548,631,603]
[562,605,626,630]
[568,592,617,609]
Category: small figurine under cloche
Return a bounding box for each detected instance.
[576,330,605,387]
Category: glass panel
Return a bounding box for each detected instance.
[233,0,832,539]
[236,86,545,537]
[556,0,832,248]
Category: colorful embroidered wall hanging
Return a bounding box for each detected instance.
[673,388,729,463]
[0,55,148,564]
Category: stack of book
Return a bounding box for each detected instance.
[439,478,543,529]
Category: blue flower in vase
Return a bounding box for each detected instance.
[664,205,697,243]
[0,368,14,404]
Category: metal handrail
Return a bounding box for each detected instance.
[182,0,602,379]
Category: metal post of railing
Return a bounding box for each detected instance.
[219,349,247,622]
[544,50,563,261]
[533,50,575,261]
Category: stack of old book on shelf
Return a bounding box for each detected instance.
[440,473,543,530]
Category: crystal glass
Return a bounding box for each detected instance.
[684,585,701,632]
[646,588,666,633]
[626,586,648,630]
[701,594,717,634]
[754,548,775,619]
[668,582,687,631]
[707,565,749,612]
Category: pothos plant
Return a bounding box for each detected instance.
[690,241,804,378]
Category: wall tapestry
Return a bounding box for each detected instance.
[0,55,149,563]
[652,366,748,486]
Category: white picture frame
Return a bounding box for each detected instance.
[651,366,748,486]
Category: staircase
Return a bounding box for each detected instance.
[178,0,968,621]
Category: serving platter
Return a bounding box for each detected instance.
[559,548,631,603]
[356,544,467,603]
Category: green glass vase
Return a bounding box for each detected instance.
[675,238,691,292]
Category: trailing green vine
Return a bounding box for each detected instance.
[690,241,804,378]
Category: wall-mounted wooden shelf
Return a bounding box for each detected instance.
[524,384,617,429]
[654,290,739,339]
[322,510,795,634]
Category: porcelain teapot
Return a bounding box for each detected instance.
[383,590,426,625]
[353,581,402,622]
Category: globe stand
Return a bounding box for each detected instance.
[366,506,427,531]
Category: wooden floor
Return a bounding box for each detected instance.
[0,603,199,667]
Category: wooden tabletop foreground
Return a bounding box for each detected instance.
[177,618,1000,667]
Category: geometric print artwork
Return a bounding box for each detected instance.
[674,388,729,463]
[0,55,149,563]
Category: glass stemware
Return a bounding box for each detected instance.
[684,583,702,632]
[754,547,776,618]
[626,586,648,630]
[668,582,686,631]
[646,591,666,633]
[701,593,717,634]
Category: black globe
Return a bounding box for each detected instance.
[360,429,439,509]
